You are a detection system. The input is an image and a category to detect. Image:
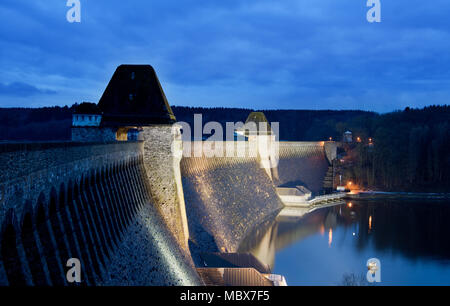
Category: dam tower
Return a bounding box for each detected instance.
[71,65,189,250]
[237,112,279,180]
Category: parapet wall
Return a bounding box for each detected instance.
[71,127,117,142]
[0,141,200,286]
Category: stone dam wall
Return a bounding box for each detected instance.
[0,141,201,286]
[180,141,331,263]
[181,153,284,259]
[0,138,333,286]
[274,142,330,193]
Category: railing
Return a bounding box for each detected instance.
[307,193,347,205]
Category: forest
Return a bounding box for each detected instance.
[0,104,448,191]
[0,106,73,141]
[172,106,376,141]
[347,105,450,191]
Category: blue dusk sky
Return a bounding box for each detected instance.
[0,0,449,112]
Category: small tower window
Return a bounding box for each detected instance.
[129,94,134,101]
[131,72,135,80]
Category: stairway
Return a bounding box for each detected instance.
[323,165,334,192]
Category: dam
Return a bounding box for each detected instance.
[0,65,336,286]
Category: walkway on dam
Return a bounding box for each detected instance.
[276,186,348,208]
[277,198,347,219]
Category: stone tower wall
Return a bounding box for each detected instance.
[142,125,189,250]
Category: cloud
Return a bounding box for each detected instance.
[0,0,449,112]
[0,82,57,97]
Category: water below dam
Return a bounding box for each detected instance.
[239,199,450,285]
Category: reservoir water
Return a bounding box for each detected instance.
[238,200,450,285]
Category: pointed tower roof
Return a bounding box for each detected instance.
[235,112,272,136]
[244,112,272,135]
[245,112,269,126]
[98,65,176,126]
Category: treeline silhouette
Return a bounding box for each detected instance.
[0,106,73,141]
[0,104,448,191]
[172,106,376,141]
[0,105,376,141]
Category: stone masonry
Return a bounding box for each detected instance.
[142,125,190,250]
[0,141,200,286]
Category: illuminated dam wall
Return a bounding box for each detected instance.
[181,153,283,256]
[275,142,331,193]
[0,137,334,285]
[180,141,332,259]
[0,141,201,286]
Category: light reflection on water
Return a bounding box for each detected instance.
[238,200,450,285]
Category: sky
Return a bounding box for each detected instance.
[0,0,449,112]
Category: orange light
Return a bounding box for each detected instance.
[329,137,333,141]
[328,228,333,247]
[348,181,352,186]
[347,202,353,208]
[369,215,372,231]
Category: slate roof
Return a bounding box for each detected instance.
[98,65,176,126]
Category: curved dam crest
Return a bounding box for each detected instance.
[0,138,333,285]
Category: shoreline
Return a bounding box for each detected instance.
[346,190,450,201]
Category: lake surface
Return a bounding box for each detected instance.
[238,200,450,285]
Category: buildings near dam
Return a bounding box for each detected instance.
[0,65,337,286]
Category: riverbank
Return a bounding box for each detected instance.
[346,190,450,201]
